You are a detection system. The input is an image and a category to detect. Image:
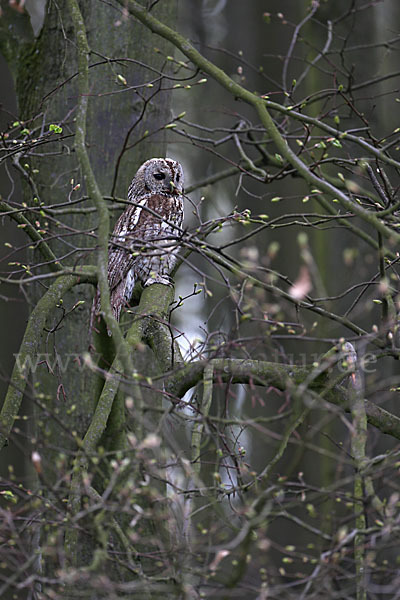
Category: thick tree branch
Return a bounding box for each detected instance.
[84,283,176,453]
[165,358,400,441]
[0,268,96,450]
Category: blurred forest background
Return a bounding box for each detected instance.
[1,0,400,598]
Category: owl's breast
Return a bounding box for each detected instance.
[135,193,183,232]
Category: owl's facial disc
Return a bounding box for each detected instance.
[141,158,184,195]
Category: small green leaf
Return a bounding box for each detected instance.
[117,74,127,85]
[49,124,63,134]
[0,490,17,503]
[306,503,316,518]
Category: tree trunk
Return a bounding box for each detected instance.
[3,0,177,582]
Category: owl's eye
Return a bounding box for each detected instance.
[176,173,180,181]
[154,172,165,181]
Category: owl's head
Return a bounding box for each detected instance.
[134,158,184,196]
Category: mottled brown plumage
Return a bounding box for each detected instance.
[93,158,184,325]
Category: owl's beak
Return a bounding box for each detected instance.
[169,181,181,195]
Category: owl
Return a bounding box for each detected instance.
[93,158,184,326]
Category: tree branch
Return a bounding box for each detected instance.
[166,357,400,441]
[0,200,61,271]
[0,268,96,450]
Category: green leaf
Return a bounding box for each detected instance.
[49,124,63,134]
[0,490,17,503]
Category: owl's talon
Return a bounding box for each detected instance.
[143,275,174,287]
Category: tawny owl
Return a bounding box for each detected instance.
[93,158,184,325]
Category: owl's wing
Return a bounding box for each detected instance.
[107,201,145,292]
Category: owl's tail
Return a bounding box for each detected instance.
[109,281,125,323]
